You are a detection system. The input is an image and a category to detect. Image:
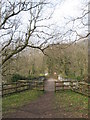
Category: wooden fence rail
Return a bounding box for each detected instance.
[55,80,90,97]
[1,80,45,97]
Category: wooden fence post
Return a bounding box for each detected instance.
[62,81,64,91]
[88,84,90,97]
[70,81,73,91]
[2,83,3,97]
[35,81,37,89]
[43,80,44,91]
[15,82,18,93]
[29,81,31,89]
[55,81,56,92]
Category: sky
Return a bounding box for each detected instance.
[51,0,88,27]
[21,0,87,26]
[0,0,88,45]
[12,0,88,33]
[50,0,88,42]
[53,0,82,22]
[18,0,88,44]
[35,0,88,44]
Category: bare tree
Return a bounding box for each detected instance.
[0,0,89,66]
[38,1,89,51]
[64,1,89,42]
[0,0,57,65]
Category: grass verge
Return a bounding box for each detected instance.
[55,90,88,118]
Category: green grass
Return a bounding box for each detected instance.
[2,90,43,114]
[55,90,88,117]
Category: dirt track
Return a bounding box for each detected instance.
[3,78,56,118]
[3,78,87,118]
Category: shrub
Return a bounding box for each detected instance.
[11,74,26,82]
[76,76,83,81]
[11,74,46,82]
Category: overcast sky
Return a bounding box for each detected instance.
[52,0,88,41]
[0,0,88,45]
[15,0,88,45]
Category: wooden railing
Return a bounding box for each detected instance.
[2,80,45,97]
[73,82,90,96]
[55,80,90,97]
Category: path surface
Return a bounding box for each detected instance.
[3,78,86,118]
[4,92,55,118]
[3,78,58,118]
[44,78,56,91]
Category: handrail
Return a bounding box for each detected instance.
[1,80,45,97]
[55,80,90,97]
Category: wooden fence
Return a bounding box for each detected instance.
[55,80,90,97]
[2,80,44,97]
